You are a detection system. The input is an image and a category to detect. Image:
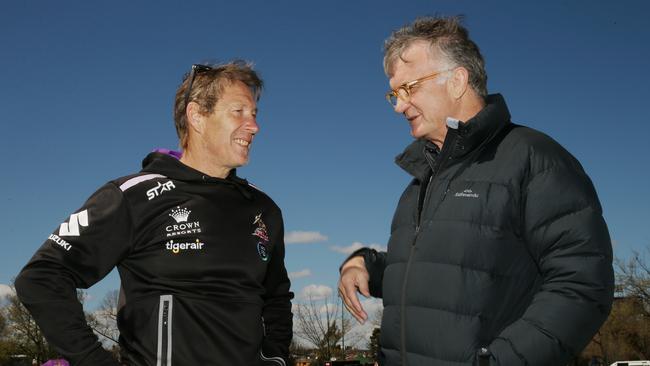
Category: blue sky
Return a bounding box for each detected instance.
[1,0,649,331]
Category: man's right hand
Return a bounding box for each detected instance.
[338,255,370,324]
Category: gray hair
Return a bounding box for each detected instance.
[383,16,488,98]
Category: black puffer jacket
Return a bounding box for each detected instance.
[356,95,613,365]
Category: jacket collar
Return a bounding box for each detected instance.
[141,150,253,199]
[396,94,511,180]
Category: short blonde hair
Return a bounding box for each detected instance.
[173,60,263,148]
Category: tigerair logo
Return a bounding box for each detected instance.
[454,189,479,198]
[165,239,205,254]
[147,180,175,200]
[166,207,201,237]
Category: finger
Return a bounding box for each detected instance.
[337,285,359,316]
[343,280,367,322]
[339,292,365,324]
[357,275,371,298]
[338,284,365,323]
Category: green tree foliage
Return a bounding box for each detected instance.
[368,327,380,362]
[2,291,58,363]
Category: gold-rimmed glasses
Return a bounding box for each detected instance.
[385,69,452,107]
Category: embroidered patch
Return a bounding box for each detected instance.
[252,213,270,261]
[257,242,269,261]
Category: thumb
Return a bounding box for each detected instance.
[357,277,370,298]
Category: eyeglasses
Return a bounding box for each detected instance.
[183,64,213,110]
[385,69,452,107]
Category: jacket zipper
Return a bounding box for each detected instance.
[400,132,458,366]
[157,295,173,366]
[400,176,431,366]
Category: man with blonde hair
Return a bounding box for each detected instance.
[16,61,293,366]
[339,17,613,366]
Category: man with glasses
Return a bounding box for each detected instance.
[338,17,613,366]
[16,61,293,366]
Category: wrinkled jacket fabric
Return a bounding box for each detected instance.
[358,95,613,365]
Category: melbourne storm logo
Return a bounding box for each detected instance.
[166,207,201,237]
[252,213,270,261]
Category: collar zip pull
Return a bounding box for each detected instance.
[446,117,460,129]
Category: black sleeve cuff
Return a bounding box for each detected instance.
[339,247,385,298]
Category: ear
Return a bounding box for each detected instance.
[448,67,469,100]
[185,101,205,135]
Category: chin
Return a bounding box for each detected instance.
[410,129,425,139]
[237,156,250,167]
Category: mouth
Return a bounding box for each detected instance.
[406,115,420,123]
[233,138,251,148]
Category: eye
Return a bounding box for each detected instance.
[406,83,420,94]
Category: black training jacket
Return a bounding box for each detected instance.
[15,151,293,366]
[353,95,613,365]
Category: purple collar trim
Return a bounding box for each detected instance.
[153,148,182,159]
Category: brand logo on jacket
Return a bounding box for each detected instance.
[166,207,201,237]
[454,189,479,198]
[59,210,89,236]
[49,209,90,251]
[147,180,176,200]
[165,239,204,254]
[48,234,72,251]
[252,213,270,261]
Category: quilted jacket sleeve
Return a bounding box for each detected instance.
[486,155,614,365]
[15,183,132,366]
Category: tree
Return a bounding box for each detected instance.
[293,295,357,362]
[368,327,381,362]
[579,248,650,364]
[616,249,650,315]
[2,291,58,363]
[289,338,311,365]
[0,286,122,365]
[610,250,650,359]
[0,308,14,365]
[86,289,120,345]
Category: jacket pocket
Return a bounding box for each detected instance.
[438,180,516,235]
[156,295,173,366]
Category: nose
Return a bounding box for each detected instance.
[246,116,259,135]
[393,98,409,114]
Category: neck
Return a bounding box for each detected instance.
[432,95,486,149]
[179,147,231,179]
